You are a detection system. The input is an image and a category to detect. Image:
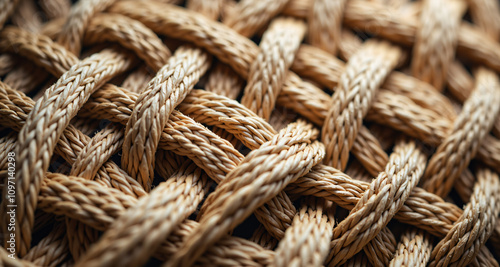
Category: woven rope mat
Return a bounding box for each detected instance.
[1,0,500,266]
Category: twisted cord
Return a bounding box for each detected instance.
[205,62,244,100]
[0,49,133,255]
[0,54,15,76]
[4,62,49,94]
[22,223,69,266]
[272,198,335,267]
[121,66,153,93]
[250,225,278,250]
[0,81,145,198]
[322,40,401,170]
[284,0,500,73]
[0,0,19,29]
[307,0,346,55]
[286,164,463,237]
[11,0,42,33]
[0,26,79,76]
[241,17,306,120]
[79,84,245,184]
[64,217,99,261]
[389,228,433,267]
[122,46,210,191]
[56,0,116,54]
[429,169,500,266]
[411,0,464,90]
[421,68,500,197]
[326,140,426,265]
[223,0,291,37]
[166,122,325,266]
[186,0,223,20]
[363,227,398,266]
[84,13,171,71]
[77,161,210,267]
[69,123,124,180]
[38,0,70,19]
[36,173,275,265]
[0,247,35,267]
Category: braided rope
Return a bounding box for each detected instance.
[429,169,500,266]
[77,162,210,267]
[166,121,325,266]
[1,0,500,265]
[0,48,133,255]
[272,198,335,267]
[326,140,426,265]
[389,228,433,267]
[121,46,209,191]
[322,40,401,170]
[411,0,464,90]
[307,0,345,55]
[223,0,291,37]
[241,17,306,120]
[422,68,500,197]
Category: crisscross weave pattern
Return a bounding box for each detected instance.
[1,0,500,266]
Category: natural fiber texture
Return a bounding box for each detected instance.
[1,0,500,266]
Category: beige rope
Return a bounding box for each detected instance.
[166,121,325,266]
[36,173,275,265]
[241,17,306,121]
[421,68,500,197]
[0,0,19,29]
[121,46,209,191]
[272,198,335,267]
[77,161,210,267]
[326,140,426,265]
[429,169,500,266]
[322,40,401,170]
[22,223,69,266]
[38,0,70,20]
[205,63,243,100]
[56,0,117,54]
[307,0,346,55]
[389,228,433,267]
[0,47,134,254]
[84,13,171,71]
[223,0,291,37]
[411,0,464,90]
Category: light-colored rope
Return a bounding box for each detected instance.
[166,121,325,266]
[307,0,346,55]
[121,46,209,191]
[389,228,433,267]
[322,40,401,170]
[272,198,335,267]
[241,17,306,121]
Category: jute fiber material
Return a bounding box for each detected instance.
[1,0,500,266]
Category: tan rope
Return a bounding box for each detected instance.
[56,0,117,54]
[241,17,306,121]
[0,0,19,29]
[429,168,500,266]
[223,0,291,37]
[322,40,401,170]
[22,223,69,266]
[421,68,500,197]
[166,121,325,266]
[272,198,335,267]
[389,228,433,267]
[326,140,426,265]
[307,0,346,55]
[186,0,223,21]
[121,46,209,191]
[84,13,171,71]
[11,0,42,33]
[38,0,70,20]
[411,0,464,90]
[77,161,210,267]
[205,63,243,100]
[0,48,134,255]
[0,82,145,197]
[64,217,98,261]
[36,173,275,265]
